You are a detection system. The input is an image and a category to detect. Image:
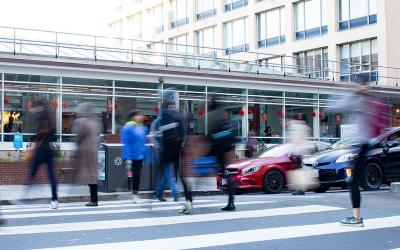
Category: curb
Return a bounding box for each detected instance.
[1,190,224,205]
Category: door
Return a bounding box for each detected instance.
[381,131,400,182]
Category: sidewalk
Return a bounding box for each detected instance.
[0,177,221,205]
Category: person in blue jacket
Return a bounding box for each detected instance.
[121,109,148,203]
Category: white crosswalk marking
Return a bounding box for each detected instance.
[0,205,343,236]
[36,216,400,250]
[3,201,275,219]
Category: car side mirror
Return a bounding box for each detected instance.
[384,141,399,153]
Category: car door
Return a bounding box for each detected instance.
[381,131,400,181]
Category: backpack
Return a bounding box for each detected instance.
[160,110,185,147]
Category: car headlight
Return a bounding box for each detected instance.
[242,165,262,174]
[336,153,358,163]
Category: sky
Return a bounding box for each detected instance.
[0,0,117,36]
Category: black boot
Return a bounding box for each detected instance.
[221,199,235,211]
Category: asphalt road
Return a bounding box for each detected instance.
[1,189,400,250]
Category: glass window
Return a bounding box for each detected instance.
[294,47,329,79]
[224,17,249,55]
[196,0,216,20]
[339,0,377,31]
[152,5,164,33]
[171,0,188,28]
[295,0,327,40]
[196,26,216,56]
[256,7,286,47]
[225,0,248,12]
[169,34,188,53]
[339,39,378,82]
[129,13,142,39]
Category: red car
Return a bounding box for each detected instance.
[216,142,330,194]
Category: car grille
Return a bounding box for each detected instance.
[303,162,331,167]
[319,169,338,182]
[218,168,239,177]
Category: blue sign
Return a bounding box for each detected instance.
[13,132,23,149]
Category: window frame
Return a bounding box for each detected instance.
[338,0,377,31]
[294,0,328,40]
[256,7,286,48]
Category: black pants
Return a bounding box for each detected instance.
[350,143,369,209]
[29,145,58,201]
[89,184,98,203]
[161,148,192,202]
[131,160,143,193]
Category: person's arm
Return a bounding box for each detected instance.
[121,127,133,163]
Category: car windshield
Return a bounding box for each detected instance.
[328,137,359,150]
[258,144,291,158]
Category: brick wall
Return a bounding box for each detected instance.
[0,135,239,185]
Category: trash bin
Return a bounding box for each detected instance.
[98,143,157,193]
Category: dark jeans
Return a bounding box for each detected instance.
[89,184,98,203]
[161,148,192,202]
[131,160,143,193]
[350,143,369,209]
[29,145,57,201]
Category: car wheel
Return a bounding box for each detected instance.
[263,170,285,194]
[314,186,330,193]
[362,163,383,191]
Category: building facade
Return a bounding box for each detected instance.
[109,0,400,86]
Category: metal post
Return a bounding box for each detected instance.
[205,85,208,136]
[112,80,116,134]
[1,73,4,142]
[94,36,97,62]
[282,92,286,143]
[131,39,134,64]
[165,42,168,67]
[58,75,63,143]
[256,53,259,74]
[55,32,58,58]
[228,52,231,72]
[283,56,286,77]
[13,28,16,55]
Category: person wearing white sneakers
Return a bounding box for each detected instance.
[121,110,148,203]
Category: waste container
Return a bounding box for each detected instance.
[98,143,157,193]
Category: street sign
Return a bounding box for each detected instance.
[13,132,23,149]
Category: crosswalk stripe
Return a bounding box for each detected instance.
[35,215,400,250]
[0,205,343,236]
[1,200,214,214]
[3,201,275,219]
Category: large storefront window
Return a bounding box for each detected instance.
[208,86,244,138]
[3,74,60,142]
[224,17,249,55]
[295,0,328,40]
[295,47,328,79]
[248,90,284,144]
[339,39,378,82]
[257,7,285,48]
[339,0,377,31]
[61,77,113,142]
[319,94,343,143]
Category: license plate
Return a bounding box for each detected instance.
[308,169,319,178]
[221,178,227,186]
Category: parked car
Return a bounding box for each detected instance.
[302,127,400,192]
[216,141,330,194]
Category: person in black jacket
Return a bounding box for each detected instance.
[159,101,192,214]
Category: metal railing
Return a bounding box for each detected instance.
[0,26,399,87]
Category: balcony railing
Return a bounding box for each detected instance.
[0,26,398,87]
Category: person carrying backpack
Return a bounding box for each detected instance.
[159,101,191,213]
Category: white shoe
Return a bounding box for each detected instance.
[180,202,193,214]
[132,195,141,204]
[50,200,59,209]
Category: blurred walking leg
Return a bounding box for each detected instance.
[154,163,168,201]
[132,160,143,202]
[46,154,58,209]
[86,184,98,206]
[166,164,179,201]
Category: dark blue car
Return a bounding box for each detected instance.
[302,127,400,193]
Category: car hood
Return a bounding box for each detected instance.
[303,148,357,165]
[226,157,284,169]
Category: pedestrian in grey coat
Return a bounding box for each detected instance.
[72,103,102,207]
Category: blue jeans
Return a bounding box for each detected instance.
[154,163,179,198]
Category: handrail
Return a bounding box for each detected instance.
[0,26,399,87]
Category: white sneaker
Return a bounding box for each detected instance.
[180,201,193,214]
[132,195,141,204]
[50,200,59,209]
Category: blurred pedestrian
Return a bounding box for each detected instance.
[208,98,236,211]
[72,103,101,207]
[27,99,58,209]
[329,76,388,227]
[151,112,180,202]
[286,114,313,195]
[158,101,190,213]
[245,131,257,158]
[121,109,148,203]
